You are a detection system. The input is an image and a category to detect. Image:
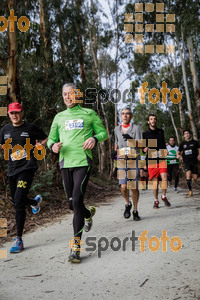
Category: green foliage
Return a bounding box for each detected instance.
[30,169,54,193]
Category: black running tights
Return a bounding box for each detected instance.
[8,170,37,237]
[61,167,91,239]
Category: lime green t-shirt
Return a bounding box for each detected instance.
[47,105,108,168]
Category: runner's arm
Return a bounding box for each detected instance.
[35,138,48,147]
[177,143,183,161]
[176,150,182,161]
[142,132,149,153]
[197,148,200,161]
[114,128,118,151]
[92,111,108,143]
[83,111,108,150]
[135,126,143,148]
[47,116,60,152]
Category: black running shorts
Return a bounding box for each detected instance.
[184,161,198,174]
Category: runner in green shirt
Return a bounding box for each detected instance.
[47,83,108,263]
[166,137,179,192]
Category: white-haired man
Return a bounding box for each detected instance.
[114,107,142,221]
[47,83,108,263]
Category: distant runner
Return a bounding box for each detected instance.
[114,107,142,221]
[167,137,179,192]
[177,129,200,196]
[47,83,108,263]
[0,103,47,253]
[143,114,171,209]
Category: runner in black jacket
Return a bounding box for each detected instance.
[0,103,47,253]
[177,129,200,196]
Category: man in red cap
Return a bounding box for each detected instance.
[0,102,47,253]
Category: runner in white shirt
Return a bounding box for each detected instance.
[167,137,180,192]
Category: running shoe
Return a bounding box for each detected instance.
[189,191,193,197]
[68,245,81,263]
[153,200,159,209]
[161,195,171,207]
[168,182,172,188]
[10,237,24,253]
[174,188,179,193]
[84,206,96,232]
[124,202,132,219]
[133,210,140,221]
[31,195,42,214]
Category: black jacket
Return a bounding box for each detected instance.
[143,127,166,151]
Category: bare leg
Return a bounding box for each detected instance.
[160,172,167,196]
[192,174,197,181]
[152,177,159,199]
[120,184,129,204]
[131,189,139,210]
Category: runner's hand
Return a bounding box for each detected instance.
[111,151,117,160]
[143,147,149,153]
[177,154,182,162]
[52,142,63,153]
[197,155,200,161]
[122,133,132,141]
[82,137,96,150]
[35,140,40,146]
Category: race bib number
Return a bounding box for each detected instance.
[125,147,130,155]
[140,156,146,161]
[10,150,27,161]
[185,149,192,155]
[170,160,177,164]
[65,119,84,130]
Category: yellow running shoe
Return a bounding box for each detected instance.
[84,206,96,232]
[189,191,193,197]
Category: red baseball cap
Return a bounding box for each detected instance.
[8,102,23,113]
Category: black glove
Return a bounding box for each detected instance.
[122,133,133,141]
[111,151,117,160]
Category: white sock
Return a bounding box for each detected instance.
[161,194,165,199]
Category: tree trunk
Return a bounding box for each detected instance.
[186,35,200,127]
[59,24,65,65]
[76,0,85,84]
[115,70,118,128]
[114,0,119,128]
[38,0,53,70]
[178,101,185,129]
[166,103,180,144]
[77,33,85,84]
[167,55,184,134]
[7,0,17,102]
[89,1,110,174]
[197,46,200,61]
[175,32,197,139]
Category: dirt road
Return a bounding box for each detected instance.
[1,188,200,300]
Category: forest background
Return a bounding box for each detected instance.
[0,0,200,230]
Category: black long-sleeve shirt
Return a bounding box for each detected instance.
[143,127,166,163]
[143,127,166,151]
